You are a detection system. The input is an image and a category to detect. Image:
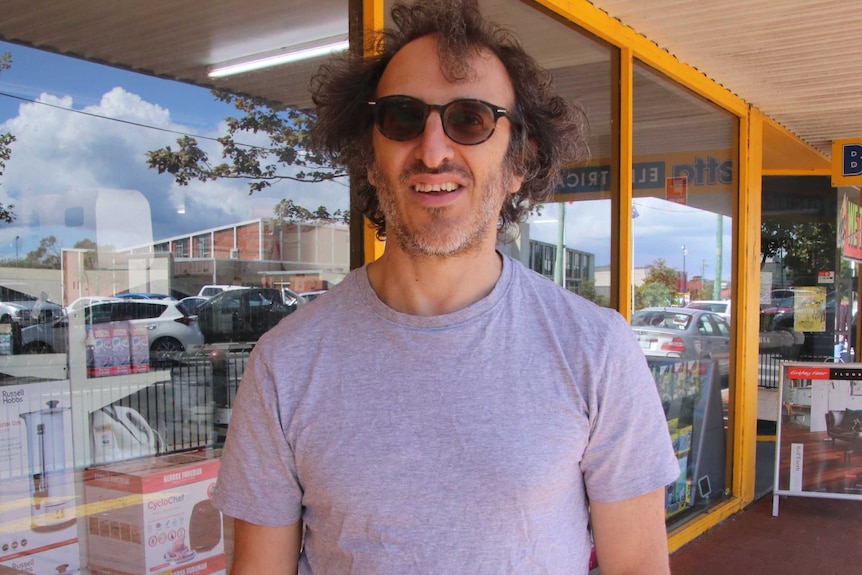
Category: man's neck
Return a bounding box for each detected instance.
[366,244,503,316]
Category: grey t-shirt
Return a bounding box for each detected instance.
[212,254,679,574]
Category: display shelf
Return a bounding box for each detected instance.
[0,353,68,380]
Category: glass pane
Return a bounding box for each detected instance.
[0,37,347,573]
[631,60,737,527]
[762,179,860,474]
[487,5,615,307]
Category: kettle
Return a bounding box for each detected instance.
[91,405,163,465]
[19,400,77,531]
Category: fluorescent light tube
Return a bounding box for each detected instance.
[209,39,350,78]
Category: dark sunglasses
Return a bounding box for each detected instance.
[368,95,511,145]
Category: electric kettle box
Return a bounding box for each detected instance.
[0,476,80,574]
[84,450,225,575]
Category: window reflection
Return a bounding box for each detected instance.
[487,9,615,307]
[631,60,737,527]
[0,38,345,573]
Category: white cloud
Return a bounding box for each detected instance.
[0,86,348,258]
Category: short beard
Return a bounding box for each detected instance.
[371,159,515,258]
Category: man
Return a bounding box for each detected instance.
[212,1,679,573]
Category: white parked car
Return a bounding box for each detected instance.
[65,295,120,315]
[686,300,731,323]
[21,299,205,361]
[197,284,247,298]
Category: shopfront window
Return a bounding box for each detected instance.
[760,178,860,450]
[631,60,737,527]
[480,3,616,307]
[0,39,347,573]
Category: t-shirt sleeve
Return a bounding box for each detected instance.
[211,347,303,526]
[579,312,681,503]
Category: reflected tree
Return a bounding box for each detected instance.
[0,52,16,224]
[146,92,347,221]
[636,258,679,309]
[761,221,836,285]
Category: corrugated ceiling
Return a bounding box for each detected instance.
[588,0,862,160]
[0,0,856,169]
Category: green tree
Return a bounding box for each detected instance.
[637,282,674,308]
[0,52,16,224]
[273,198,349,225]
[22,235,61,269]
[761,220,836,285]
[73,238,99,269]
[146,92,347,221]
[635,258,679,309]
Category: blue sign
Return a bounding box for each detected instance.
[843,144,862,177]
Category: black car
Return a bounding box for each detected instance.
[195,287,297,343]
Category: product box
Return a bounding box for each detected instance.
[0,476,80,575]
[87,322,132,378]
[0,377,74,481]
[129,322,150,374]
[0,323,11,355]
[84,449,224,575]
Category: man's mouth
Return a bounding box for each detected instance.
[413,182,460,193]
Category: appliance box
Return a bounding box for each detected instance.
[0,378,73,481]
[87,323,132,378]
[84,450,224,575]
[0,476,80,574]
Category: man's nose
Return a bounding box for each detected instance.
[414,110,455,168]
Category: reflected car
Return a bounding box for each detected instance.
[686,300,731,322]
[631,307,731,382]
[65,295,120,315]
[0,285,64,326]
[115,292,176,300]
[299,289,329,303]
[195,287,297,343]
[177,296,209,315]
[20,299,204,360]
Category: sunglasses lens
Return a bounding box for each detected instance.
[377,98,427,141]
[443,101,496,145]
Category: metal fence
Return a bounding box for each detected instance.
[111,350,249,455]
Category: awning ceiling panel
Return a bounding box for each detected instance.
[0,0,854,172]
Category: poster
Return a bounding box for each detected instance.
[773,362,862,515]
[791,287,826,333]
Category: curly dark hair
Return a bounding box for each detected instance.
[310,0,589,239]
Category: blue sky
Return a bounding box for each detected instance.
[0,41,237,130]
[0,40,349,261]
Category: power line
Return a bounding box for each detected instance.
[0,89,258,148]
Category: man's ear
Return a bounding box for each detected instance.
[508,174,524,195]
[509,137,537,195]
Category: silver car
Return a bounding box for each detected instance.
[21,299,205,360]
[0,286,64,326]
[631,307,731,383]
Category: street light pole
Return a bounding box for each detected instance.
[15,235,19,266]
[681,244,688,301]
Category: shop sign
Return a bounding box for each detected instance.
[832,138,862,186]
[666,176,688,205]
[556,151,733,199]
[817,270,835,284]
[839,194,862,262]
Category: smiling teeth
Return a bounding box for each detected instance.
[414,182,459,193]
